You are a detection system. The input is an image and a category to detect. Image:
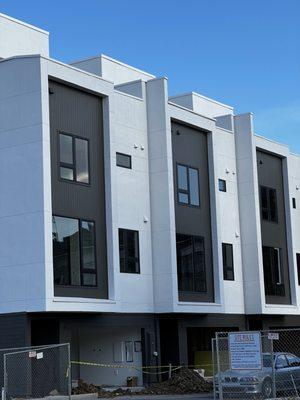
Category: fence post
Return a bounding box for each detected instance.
[3,354,6,400]
[67,344,72,400]
[168,363,172,380]
[270,336,276,398]
[212,338,216,400]
[215,334,223,400]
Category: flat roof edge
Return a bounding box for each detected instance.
[170,91,234,111]
[0,12,49,35]
[70,54,156,79]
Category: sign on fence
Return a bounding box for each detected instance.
[3,343,71,400]
[229,332,262,370]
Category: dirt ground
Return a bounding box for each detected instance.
[73,368,213,398]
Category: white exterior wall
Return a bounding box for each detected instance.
[78,326,143,386]
[0,13,49,59]
[234,113,265,314]
[111,86,154,313]
[170,92,233,119]
[214,126,244,314]
[0,56,48,313]
[146,78,178,313]
[71,55,155,85]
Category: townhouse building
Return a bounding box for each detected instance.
[0,13,300,386]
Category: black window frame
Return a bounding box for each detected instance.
[218,179,227,192]
[297,253,300,286]
[262,245,285,297]
[116,152,132,169]
[176,233,207,293]
[176,163,200,207]
[58,131,91,185]
[293,197,296,209]
[222,243,234,281]
[118,228,140,274]
[52,215,97,287]
[260,185,278,223]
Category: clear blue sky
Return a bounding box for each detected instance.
[1,0,299,152]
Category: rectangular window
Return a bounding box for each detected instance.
[116,152,132,169]
[262,246,285,296]
[176,234,206,292]
[52,216,97,286]
[119,229,140,273]
[293,197,296,209]
[222,243,234,280]
[297,253,300,286]
[218,179,227,192]
[177,164,200,207]
[59,133,90,184]
[260,186,278,222]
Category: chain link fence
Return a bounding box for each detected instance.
[214,328,300,399]
[3,343,71,400]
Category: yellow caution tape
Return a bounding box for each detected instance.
[70,361,213,376]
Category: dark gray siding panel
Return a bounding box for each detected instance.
[172,122,214,302]
[256,150,291,305]
[0,313,30,348]
[49,80,108,299]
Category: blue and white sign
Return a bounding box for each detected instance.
[229,332,262,370]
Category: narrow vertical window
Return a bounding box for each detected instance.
[297,253,300,286]
[81,221,96,286]
[59,134,74,181]
[58,132,90,184]
[292,198,296,209]
[260,186,278,222]
[262,246,284,296]
[177,164,200,206]
[76,138,89,183]
[222,243,234,281]
[52,216,97,286]
[119,229,140,273]
[218,179,227,192]
[176,234,206,292]
[189,168,200,206]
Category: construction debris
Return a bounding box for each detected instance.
[73,368,212,397]
[73,380,132,397]
[139,368,212,395]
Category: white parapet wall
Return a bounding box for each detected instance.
[0,13,49,59]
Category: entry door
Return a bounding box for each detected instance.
[141,329,158,385]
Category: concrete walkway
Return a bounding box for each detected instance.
[31,392,214,400]
[101,394,214,400]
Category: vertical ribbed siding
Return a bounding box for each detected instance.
[49,80,108,299]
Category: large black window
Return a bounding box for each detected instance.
[262,246,285,296]
[260,186,278,222]
[176,234,206,292]
[222,243,234,281]
[119,229,140,273]
[59,132,90,184]
[52,216,96,286]
[177,164,200,207]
